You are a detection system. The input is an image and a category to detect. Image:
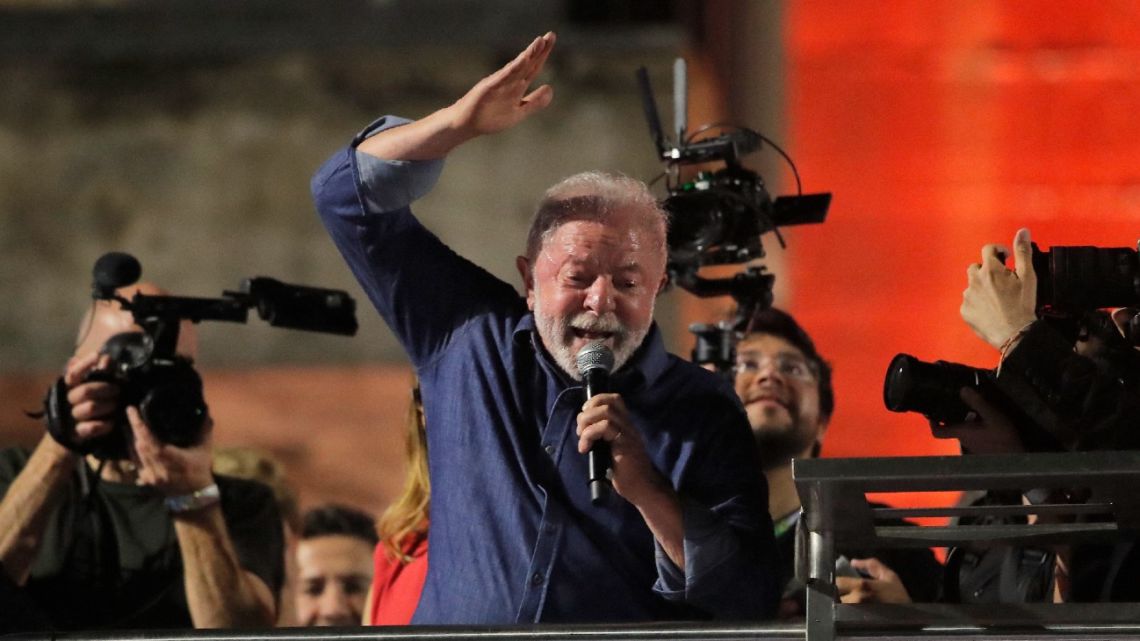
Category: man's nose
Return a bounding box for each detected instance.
[750,358,787,386]
[317,583,352,622]
[583,276,615,315]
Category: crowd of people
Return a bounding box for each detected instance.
[2,31,1137,632]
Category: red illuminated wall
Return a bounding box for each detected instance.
[779,0,1140,491]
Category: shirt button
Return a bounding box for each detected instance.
[544,444,555,455]
[531,572,545,586]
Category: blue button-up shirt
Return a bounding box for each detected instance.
[312,116,777,623]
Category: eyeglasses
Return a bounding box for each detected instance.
[733,354,818,381]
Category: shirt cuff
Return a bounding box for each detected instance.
[351,115,445,213]
[652,496,738,600]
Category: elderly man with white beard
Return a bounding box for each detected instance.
[312,33,776,623]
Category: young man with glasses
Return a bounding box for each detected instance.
[730,308,942,618]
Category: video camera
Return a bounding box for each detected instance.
[883,238,1140,450]
[44,252,358,460]
[636,60,831,376]
[1032,242,1140,343]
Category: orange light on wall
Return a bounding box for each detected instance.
[784,0,1140,512]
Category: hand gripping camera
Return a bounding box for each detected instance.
[44,252,358,460]
[636,60,831,376]
[883,238,1140,450]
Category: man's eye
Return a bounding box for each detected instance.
[343,577,368,595]
[303,580,324,597]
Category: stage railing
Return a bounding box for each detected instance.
[795,451,1140,641]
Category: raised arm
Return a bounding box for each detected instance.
[357,32,555,162]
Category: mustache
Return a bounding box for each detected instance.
[568,313,625,334]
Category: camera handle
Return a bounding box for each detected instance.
[684,266,776,377]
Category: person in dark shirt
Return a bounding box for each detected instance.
[0,284,282,631]
[728,307,942,618]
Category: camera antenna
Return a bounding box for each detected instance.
[673,58,688,145]
[636,66,668,159]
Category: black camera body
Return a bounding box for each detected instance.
[882,353,1062,453]
[1033,242,1140,312]
[47,332,207,460]
[635,62,830,376]
[44,252,357,460]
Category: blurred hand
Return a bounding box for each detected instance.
[931,387,1024,455]
[836,558,912,604]
[961,227,1038,350]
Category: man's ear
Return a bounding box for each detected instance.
[516,255,535,310]
[655,273,669,295]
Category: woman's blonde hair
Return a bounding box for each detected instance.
[376,381,430,562]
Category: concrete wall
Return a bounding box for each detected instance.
[0,38,684,514]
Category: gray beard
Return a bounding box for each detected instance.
[532,305,649,381]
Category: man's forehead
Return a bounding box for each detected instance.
[736,333,807,359]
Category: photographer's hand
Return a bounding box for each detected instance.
[356,32,555,162]
[932,387,1024,455]
[836,558,912,604]
[127,407,214,496]
[65,351,119,442]
[127,408,276,627]
[961,227,1038,350]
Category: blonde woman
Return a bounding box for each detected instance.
[364,384,428,625]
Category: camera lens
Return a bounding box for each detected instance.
[883,353,985,424]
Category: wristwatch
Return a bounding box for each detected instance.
[165,483,221,513]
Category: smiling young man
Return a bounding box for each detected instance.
[731,307,941,617]
[312,33,776,623]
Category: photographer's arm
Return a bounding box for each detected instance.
[128,409,275,627]
[0,437,76,585]
[0,353,116,585]
[356,33,554,162]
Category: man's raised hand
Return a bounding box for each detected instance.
[448,32,556,137]
[356,33,556,162]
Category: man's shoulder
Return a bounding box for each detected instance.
[659,354,745,408]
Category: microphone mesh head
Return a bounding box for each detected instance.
[576,342,614,376]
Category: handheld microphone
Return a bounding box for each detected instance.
[576,342,615,505]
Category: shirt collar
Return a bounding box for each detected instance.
[513,314,671,392]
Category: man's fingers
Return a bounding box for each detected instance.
[63,352,101,387]
[126,406,158,460]
[74,420,114,440]
[981,243,1011,267]
[1012,227,1034,281]
[525,32,556,80]
[850,557,894,581]
[67,381,117,407]
[834,576,860,597]
[520,85,554,115]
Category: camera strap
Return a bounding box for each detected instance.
[43,376,85,454]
